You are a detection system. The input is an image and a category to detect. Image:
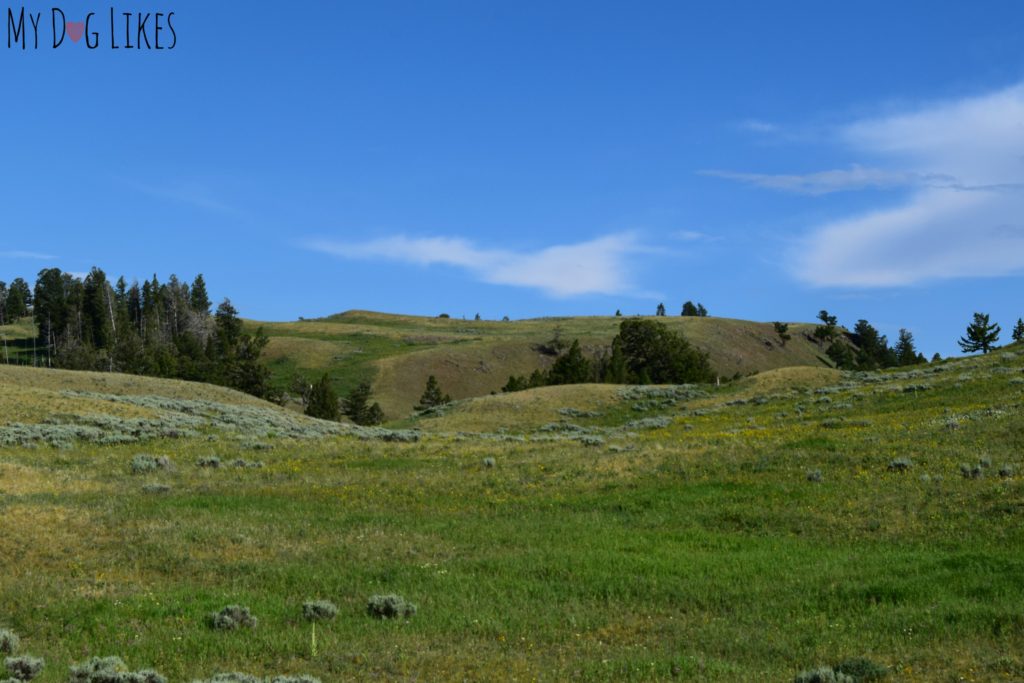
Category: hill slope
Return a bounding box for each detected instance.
[1,340,1022,680]
[255,311,830,417]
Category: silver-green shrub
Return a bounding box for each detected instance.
[208,605,257,630]
[130,454,170,474]
[197,456,222,469]
[887,458,911,472]
[301,600,338,622]
[4,656,43,681]
[366,594,416,619]
[793,667,854,683]
[141,484,171,495]
[190,676,320,683]
[68,657,166,683]
[0,631,17,656]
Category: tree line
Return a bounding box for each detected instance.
[0,267,276,400]
[503,318,715,392]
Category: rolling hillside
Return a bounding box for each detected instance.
[255,311,831,418]
[1,334,1022,680]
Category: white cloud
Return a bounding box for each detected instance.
[0,250,53,260]
[671,230,709,241]
[700,165,951,195]
[718,82,1024,287]
[305,233,648,298]
[738,119,780,134]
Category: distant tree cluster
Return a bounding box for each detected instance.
[503,318,714,392]
[0,278,31,323]
[681,301,708,317]
[813,309,926,371]
[2,266,276,400]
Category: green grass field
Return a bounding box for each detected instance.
[2,338,1023,681]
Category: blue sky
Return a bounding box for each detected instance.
[3,1,1024,356]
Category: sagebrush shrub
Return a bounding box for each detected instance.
[130,454,170,474]
[887,458,911,472]
[302,600,337,622]
[4,655,43,681]
[806,470,823,483]
[961,463,984,479]
[367,594,416,619]
[833,656,889,680]
[0,630,18,656]
[68,656,166,683]
[141,483,171,495]
[482,457,496,468]
[999,464,1015,478]
[190,675,320,683]
[208,605,257,630]
[197,456,222,469]
[793,667,854,683]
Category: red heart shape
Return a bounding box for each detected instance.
[66,21,85,43]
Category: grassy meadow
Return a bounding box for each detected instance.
[2,338,1023,681]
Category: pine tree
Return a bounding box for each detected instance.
[602,336,627,383]
[614,309,622,317]
[894,329,920,366]
[958,312,1001,354]
[1013,318,1024,343]
[344,381,384,425]
[772,322,791,346]
[697,303,708,317]
[681,301,699,316]
[656,303,666,316]
[827,340,856,369]
[416,375,451,410]
[190,274,211,313]
[814,310,838,341]
[548,339,591,385]
[615,318,713,384]
[305,374,340,421]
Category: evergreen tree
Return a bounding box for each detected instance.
[958,312,1000,354]
[681,301,699,316]
[851,319,895,370]
[827,340,856,369]
[697,303,708,317]
[548,339,591,385]
[814,309,838,340]
[416,375,451,410]
[615,309,622,317]
[305,374,340,421]
[615,318,713,384]
[190,274,211,313]
[656,303,666,316]
[773,322,791,346]
[343,381,384,425]
[894,329,921,366]
[602,336,628,383]
[5,278,30,319]
[502,375,528,393]
[1013,318,1024,343]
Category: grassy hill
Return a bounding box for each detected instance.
[256,311,830,418]
[1,343,1022,680]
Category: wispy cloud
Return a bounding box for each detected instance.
[700,165,953,196]
[717,82,1024,287]
[304,233,651,297]
[0,250,54,260]
[737,119,779,134]
[122,178,238,214]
